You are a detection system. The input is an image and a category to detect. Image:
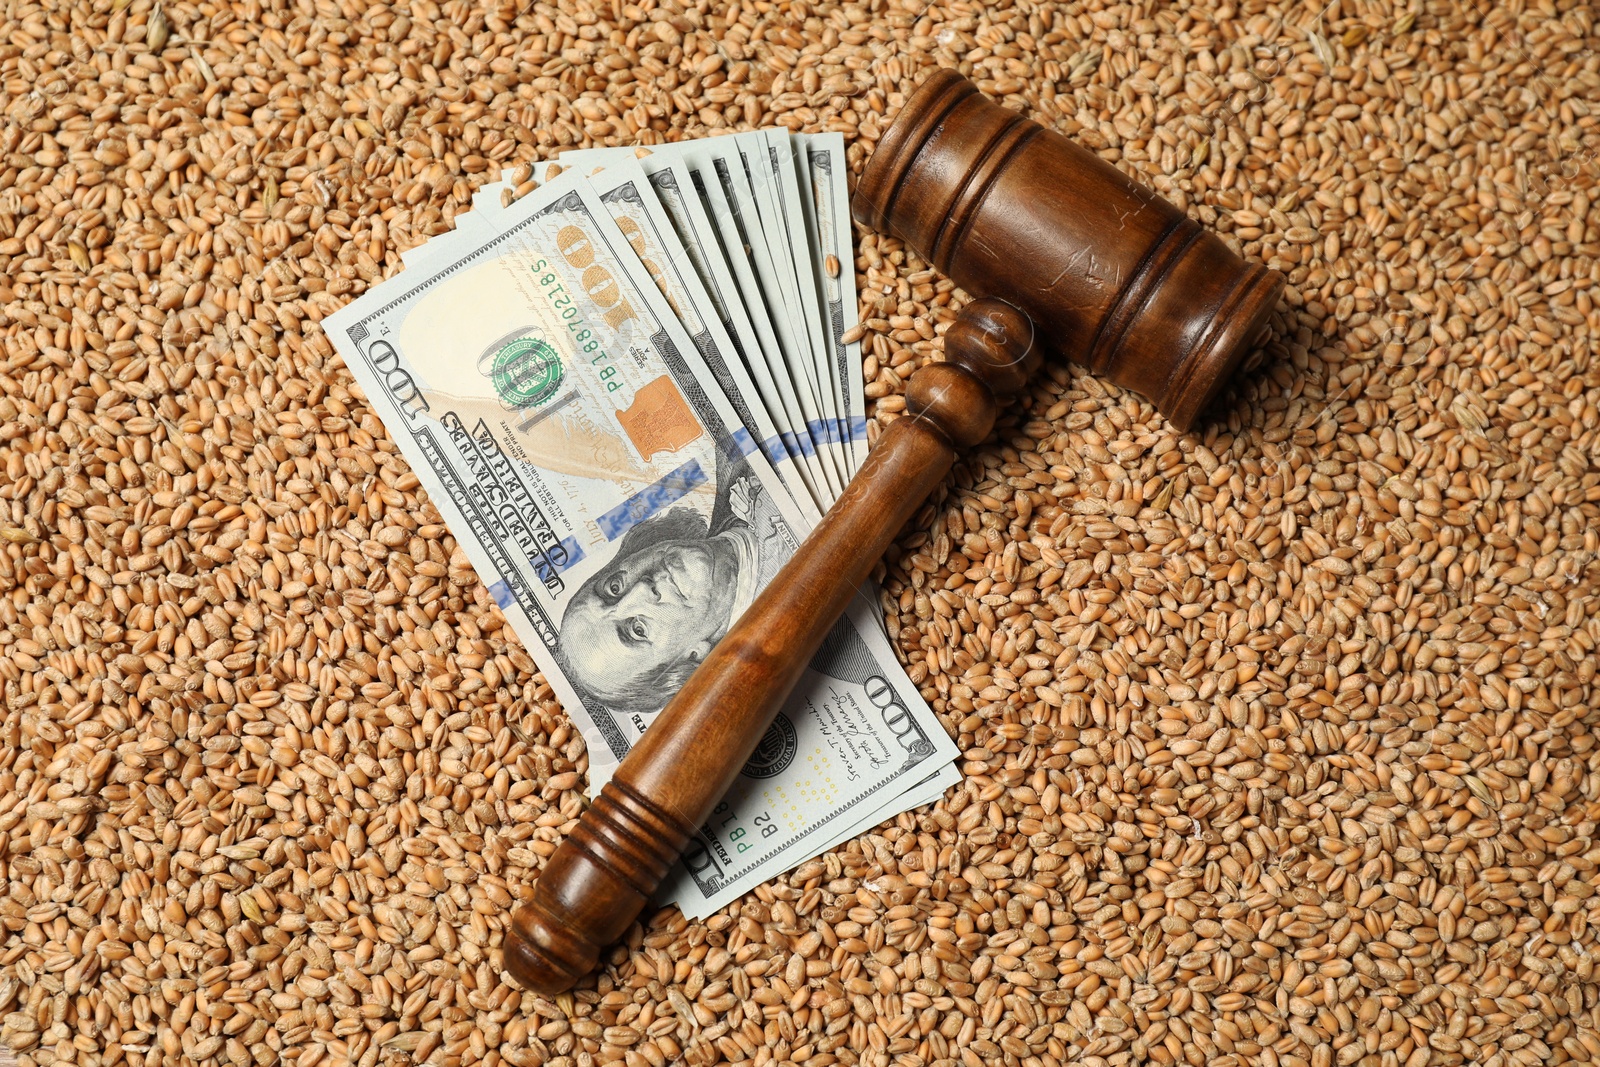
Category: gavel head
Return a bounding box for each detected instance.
[854,69,1285,431]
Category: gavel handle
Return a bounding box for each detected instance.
[502,300,1039,994]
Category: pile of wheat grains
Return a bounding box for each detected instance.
[1,1,1598,1066]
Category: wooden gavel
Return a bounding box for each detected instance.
[501,70,1284,994]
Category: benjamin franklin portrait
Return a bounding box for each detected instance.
[556,448,793,719]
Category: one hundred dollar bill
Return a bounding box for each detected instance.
[802,134,870,476]
[697,138,848,500]
[639,155,831,500]
[626,156,833,516]
[759,130,847,457]
[479,146,844,512]
[324,167,956,916]
[586,158,815,518]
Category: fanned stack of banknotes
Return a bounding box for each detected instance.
[325,130,960,919]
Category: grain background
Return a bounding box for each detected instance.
[2,2,1599,1067]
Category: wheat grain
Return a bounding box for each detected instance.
[2,4,1599,1067]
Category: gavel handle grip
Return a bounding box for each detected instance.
[502,300,1038,994]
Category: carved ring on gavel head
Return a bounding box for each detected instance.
[499,71,1285,996]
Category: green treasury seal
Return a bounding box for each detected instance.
[489,335,564,410]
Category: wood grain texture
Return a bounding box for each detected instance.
[503,300,1039,994]
[853,69,1285,431]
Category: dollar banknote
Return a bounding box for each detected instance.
[628,156,835,514]
[586,158,815,516]
[638,156,828,500]
[802,134,870,477]
[557,137,865,505]
[580,138,851,498]
[325,167,957,916]
[553,154,835,518]
[758,130,846,457]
